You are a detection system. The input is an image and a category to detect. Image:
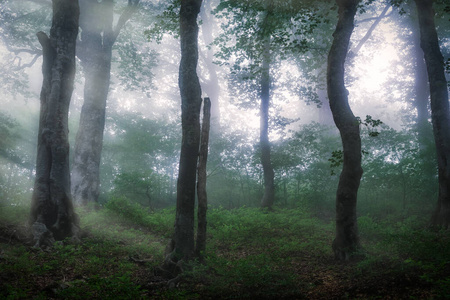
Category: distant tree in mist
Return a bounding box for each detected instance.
[71,0,139,206]
[29,0,80,247]
[213,0,326,209]
[327,0,363,260]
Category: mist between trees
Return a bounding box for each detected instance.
[0,0,449,297]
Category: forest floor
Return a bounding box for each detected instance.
[0,200,449,299]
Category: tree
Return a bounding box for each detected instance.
[29,0,80,247]
[213,0,323,209]
[414,0,450,228]
[327,0,362,260]
[170,0,203,262]
[71,0,139,206]
[408,2,432,151]
[259,0,275,209]
[195,97,211,258]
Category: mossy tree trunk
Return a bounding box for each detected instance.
[327,0,362,260]
[29,0,80,247]
[414,0,450,228]
[172,0,203,262]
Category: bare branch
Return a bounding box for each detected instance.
[356,10,394,24]
[111,0,141,44]
[0,34,41,55]
[0,33,42,69]
[352,5,391,55]
[13,53,41,70]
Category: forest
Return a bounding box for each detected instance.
[0,0,449,298]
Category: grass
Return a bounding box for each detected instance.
[1,199,450,299]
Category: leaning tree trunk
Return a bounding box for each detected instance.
[171,0,203,262]
[71,0,138,206]
[29,0,80,247]
[260,4,275,209]
[414,0,450,228]
[327,0,362,260]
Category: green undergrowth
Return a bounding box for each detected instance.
[1,200,450,298]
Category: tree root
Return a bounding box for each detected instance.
[154,239,185,288]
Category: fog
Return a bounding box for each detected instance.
[0,0,448,207]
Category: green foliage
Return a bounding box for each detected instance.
[0,111,18,149]
[328,150,343,176]
[104,196,174,236]
[101,112,180,205]
[112,170,171,208]
[0,199,29,223]
[115,39,158,94]
[357,115,383,137]
[2,205,450,298]
[56,273,143,299]
[105,196,149,223]
[0,0,50,98]
[144,0,180,43]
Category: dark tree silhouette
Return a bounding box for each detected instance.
[195,97,211,258]
[171,0,203,262]
[327,0,362,260]
[29,0,80,247]
[414,0,450,228]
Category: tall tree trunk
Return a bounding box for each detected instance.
[71,0,138,206]
[195,97,211,259]
[172,0,203,262]
[71,0,112,206]
[260,4,275,209]
[414,0,450,228]
[413,39,432,150]
[409,1,432,152]
[327,0,362,260]
[29,0,80,247]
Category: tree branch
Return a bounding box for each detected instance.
[356,8,393,24]
[13,53,41,70]
[0,33,41,56]
[352,4,391,55]
[111,0,140,44]
[0,33,42,69]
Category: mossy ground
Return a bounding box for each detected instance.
[0,200,449,299]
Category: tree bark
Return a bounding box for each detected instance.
[172,0,203,262]
[327,0,362,260]
[260,3,275,209]
[409,1,432,152]
[414,0,450,228]
[29,0,80,247]
[71,0,138,206]
[414,38,432,149]
[195,97,211,259]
